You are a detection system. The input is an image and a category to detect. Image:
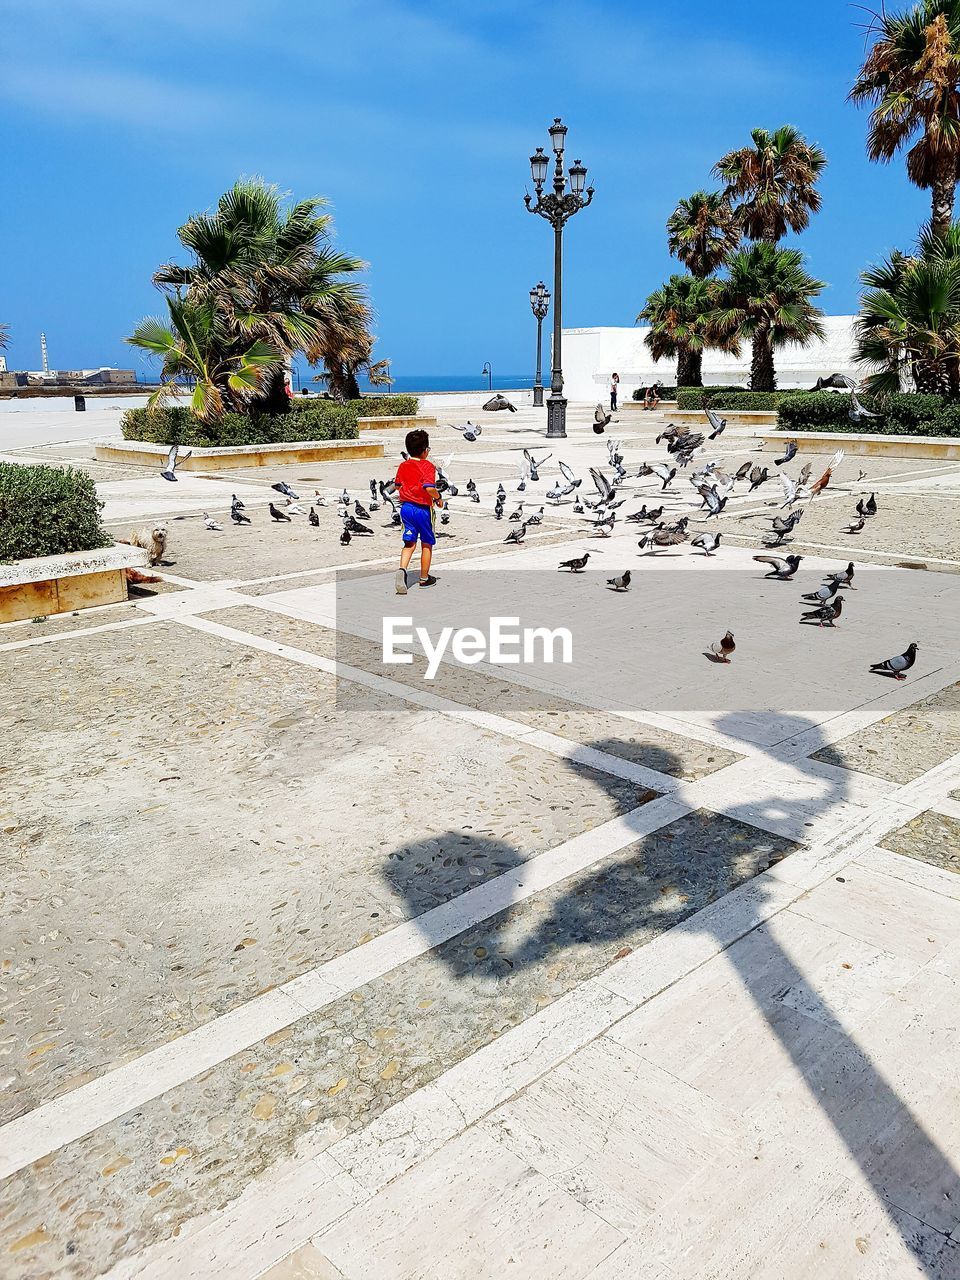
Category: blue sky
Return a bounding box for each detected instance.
[0,0,932,379]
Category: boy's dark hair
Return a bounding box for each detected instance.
[405,429,430,457]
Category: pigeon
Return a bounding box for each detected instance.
[864,492,878,516]
[833,561,856,589]
[591,512,616,537]
[483,393,517,412]
[849,391,878,423]
[800,596,844,627]
[857,468,868,483]
[451,421,482,442]
[269,502,291,522]
[774,440,798,466]
[313,490,328,507]
[779,473,812,508]
[766,509,804,544]
[339,488,350,506]
[308,507,320,527]
[709,631,736,663]
[503,522,527,544]
[524,449,551,482]
[638,525,688,551]
[870,642,918,680]
[345,515,373,535]
[496,483,506,500]
[699,485,728,517]
[494,502,504,521]
[272,481,299,499]
[369,480,378,499]
[735,461,753,481]
[846,516,866,534]
[203,512,223,531]
[607,570,632,592]
[651,463,677,490]
[573,498,585,514]
[748,466,769,492]
[509,503,524,522]
[656,423,682,444]
[340,527,351,546]
[797,462,813,487]
[355,500,371,519]
[800,576,841,605]
[691,532,722,556]
[230,506,251,524]
[705,407,727,440]
[435,452,459,498]
[231,494,245,509]
[160,444,192,482]
[285,501,306,515]
[466,479,480,503]
[559,552,592,572]
[526,506,545,526]
[809,449,845,496]
[753,553,803,579]
[594,403,612,433]
[439,509,451,527]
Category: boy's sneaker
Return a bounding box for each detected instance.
[395,569,408,595]
[418,575,437,588]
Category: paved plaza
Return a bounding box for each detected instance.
[3,402,960,1279]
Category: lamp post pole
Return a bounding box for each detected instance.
[529,281,550,408]
[481,361,493,391]
[524,118,593,439]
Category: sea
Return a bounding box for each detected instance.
[130,371,531,394]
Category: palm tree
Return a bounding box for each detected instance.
[714,126,827,243]
[127,296,282,422]
[153,178,376,412]
[855,222,960,393]
[711,243,826,391]
[639,274,735,387]
[850,1,960,240]
[667,191,740,278]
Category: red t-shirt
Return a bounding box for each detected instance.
[395,457,438,506]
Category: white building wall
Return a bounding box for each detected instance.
[561,316,860,402]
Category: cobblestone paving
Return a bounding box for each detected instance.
[200,605,739,780]
[812,681,960,782]
[1,619,644,1120]
[0,811,795,1280]
[878,809,960,874]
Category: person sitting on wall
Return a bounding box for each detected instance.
[643,381,661,410]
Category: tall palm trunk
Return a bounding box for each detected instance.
[676,350,701,387]
[750,324,776,391]
[931,153,957,240]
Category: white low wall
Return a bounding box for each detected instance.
[561,316,860,402]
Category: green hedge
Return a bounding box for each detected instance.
[291,393,418,418]
[0,462,111,562]
[675,385,747,409]
[777,392,954,436]
[122,404,360,447]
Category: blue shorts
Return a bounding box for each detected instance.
[400,501,435,546]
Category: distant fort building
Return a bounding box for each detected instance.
[0,366,137,390]
[561,315,859,401]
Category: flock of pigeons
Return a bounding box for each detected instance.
[163,393,920,683]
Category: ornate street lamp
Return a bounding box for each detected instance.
[524,118,594,438]
[481,360,493,391]
[529,281,550,407]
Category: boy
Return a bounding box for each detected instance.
[394,429,444,593]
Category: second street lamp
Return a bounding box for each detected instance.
[524,117,594,439]
[529,281,550,408]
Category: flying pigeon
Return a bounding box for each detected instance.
[870,642,918,680]
[607,570,632,592]
[774,440,798,466]
[800,596,844,627]
[735,461,753,481]
[797,462,813,487]
[451,421,482,442]
[809,450,845,496]
[748,466,769,492]
[709,631,736,663]
[524,449,552,482]
[308,507,319,527]
[651,463,677,490]
[202,512,222,531]
[779,473,812,508]
[691,532,722,556]
[272,481,299,499]
[483,393,517,412]
[753,553,803,579]
[638,525,688,551]
[705,407,727,440]
[849,391,879,424]
[699,485,728,517]
[269,502,291,522]
[160,444,192,482]
[594,403,612,432]
[766,509,804,544]
[559,551,592,572]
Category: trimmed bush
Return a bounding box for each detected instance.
[932,405,960,436]
[777,391,953,436]
[777,392,879,432]
[882,393,945,432]
[122,404,359,446]
[675,385,747,409]
[0,462,111,562]
[290,393,419,418]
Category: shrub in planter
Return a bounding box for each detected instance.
[882,393,945,433]
[675,385,746,409]
[932,405,960,436]
[0,462,111,562]
[777,392,883,432]
[290,394,419,419]
[121,404,359,445]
